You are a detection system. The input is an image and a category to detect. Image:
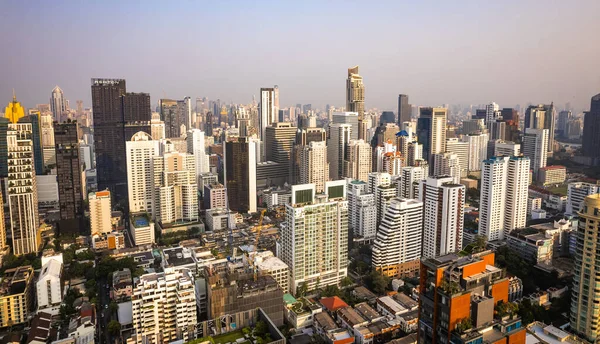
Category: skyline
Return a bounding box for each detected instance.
[2,1,600,111]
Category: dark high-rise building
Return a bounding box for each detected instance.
[160,98,186,138]
[92,79,152,203]
[18,115,43,176]
[397,94,411,125]
[500,108,518,122]
[473,109,487,120]
[524,103,555,154]
[582,93,600,158]
[205,111,214,136]
[417,108,432,161]
[0,118,9,180]
[54,122,83,228]
[557,110,572,136]
[224,137,257,213]
[92,78,127,200]
[123,93,151,140]
[380,111,395,125]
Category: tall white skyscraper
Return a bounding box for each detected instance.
[259,86,279,143]
[152,152,198,224]
[445,138,469,177]
[343,139,372,182]
[346,66,365,118]
[419,176,465,258]
[150,112,166,140]
[406,141,423,167]
[485,102,500,123]
[327,123,352,180]
[522,128,549,175]
[280,182,348,293]
[504,156,530,236]
[50,86,67,122]
[131,267,197,344]
[299,141,329,193]
[187,129,209,179]
[433,153,461,184]
[347,180,377,242]
[479,157,509,241]
[7,123,39,256]
[494,140,521,157]
[398,166,427,199]
[89,190,112,235]
[126,132,161,214]
[372,198,423,278]
[332,112,360,140]
[466,132,489,172]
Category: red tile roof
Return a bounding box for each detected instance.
[320,296,349,312]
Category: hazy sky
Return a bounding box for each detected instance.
[2,1,599,112]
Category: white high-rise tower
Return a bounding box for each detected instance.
[327,123,352,180]
[50,86,67,122]
[503,156,530,236]
[419,176,465,258]
[479,157,509,241]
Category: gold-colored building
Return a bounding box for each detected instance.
[0,266,34,327]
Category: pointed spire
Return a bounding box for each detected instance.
[12,88,16,102]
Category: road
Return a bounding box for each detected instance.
[97,264,112,344]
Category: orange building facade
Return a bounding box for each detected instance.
[417,250,526,344]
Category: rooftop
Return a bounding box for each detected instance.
[314,312,338,331]
[163,247,196,267]
[320,296,349,312]
[338,306,367,327]
[354,302,381,321]
[539,165,566,171]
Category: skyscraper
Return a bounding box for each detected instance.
[126,132,161,214]
[152,152,198,225]
[327,123,352,180]
[343,139,372,182]
[397,94,411,126]
[347,180,377,242]
[445,138,469,177]
[503,156,530,236]
[332,112,360,140]
[582,93,600,159]
[557,110,572,136]
[571,194,600,341]
[160,98,190,138]
[7,122,39,255]
[346,66,365,118]
[479,157,508,241]
[265,122,297,175]
[280,182,348,293]
[485,102,500,123]
[91,78,127,200]
[432,153,461,184]
[18,114,44,176]
[524,103,555,154]
[89,190,112,235]
[466,132,489,172]
[54,122,83,225]
[372,198,423,278]
[419,176,465,258]
[187,129,209,181]
[131,268,197,344]
[224,137,257,213]
[40,115,56,169]
[522,128,548,175]
[50,86,67,122]
[259,86,279,143]
[417,107,447,164]
[299,141,329,193]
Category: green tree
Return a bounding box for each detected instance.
[322,285,341,297]
[366,270,389,295]
[109,301,119,313]
[254,320,268,338]
[107,320,122,336]
[296,282,308,297]
[341,276,353,287]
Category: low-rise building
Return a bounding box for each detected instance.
[284,294,322,329]
[506,228,553,264]
[27,312,55,344]
[538,166,566,186]
[0,266,34,327]
[111,269,133,301]
[508,277,523,302]
[251,251,289,292]
[338,306,368,330]
[129,214,155,246]
[162,247,197,274]
[92,232,125,250]
[36,258,63,314]
[376,296,407,318]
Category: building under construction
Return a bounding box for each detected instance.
[207,272,284,326]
